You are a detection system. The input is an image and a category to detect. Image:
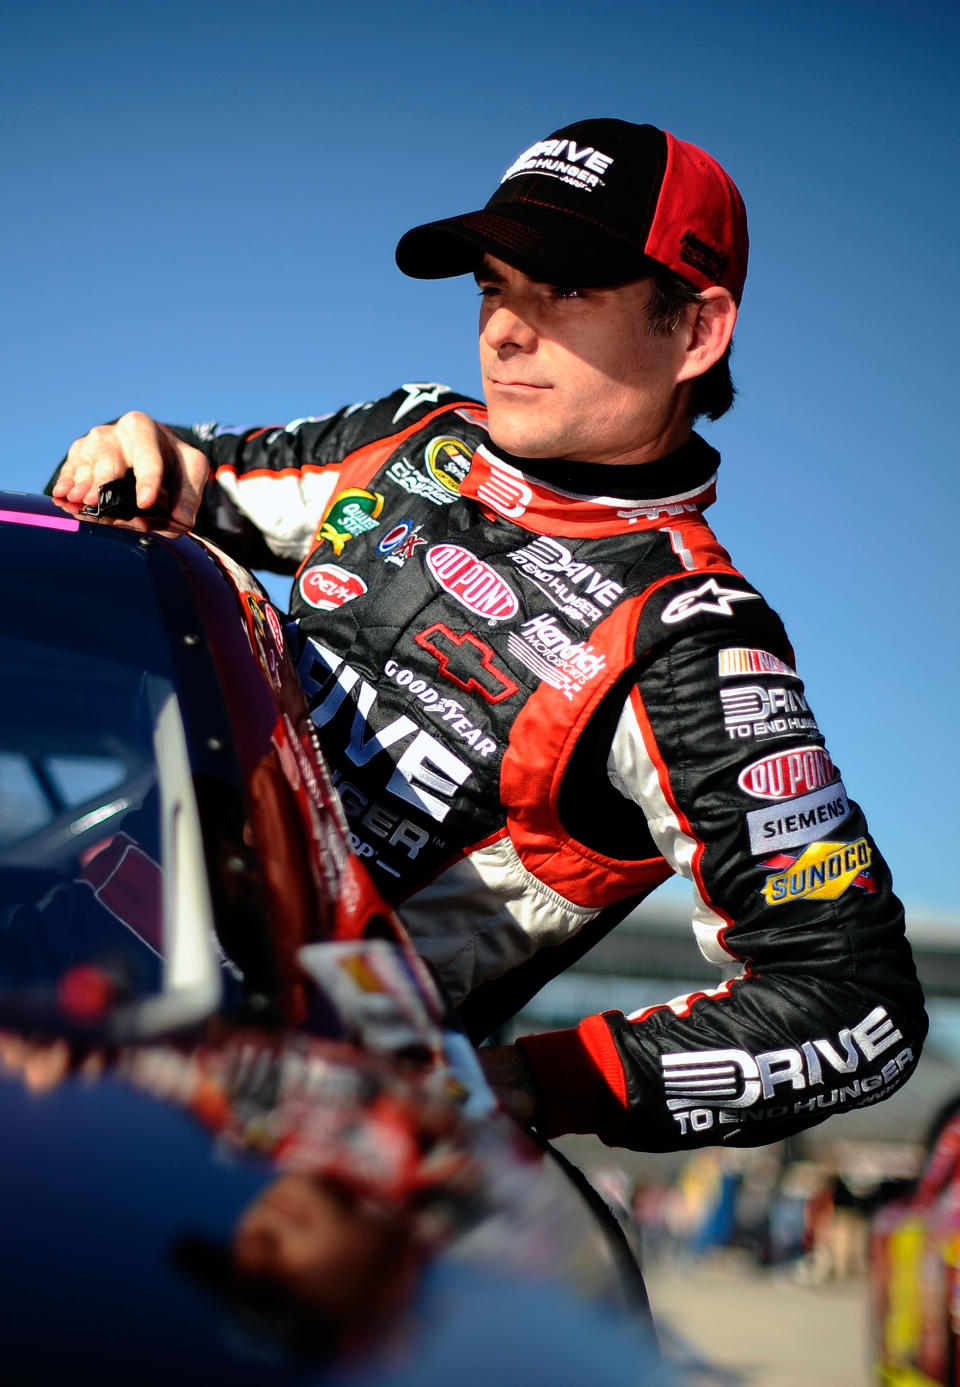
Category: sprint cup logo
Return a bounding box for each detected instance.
[425,544,519,621]
[760,838,875,905]
[424,437,473,495]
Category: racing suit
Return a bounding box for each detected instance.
[173,383,925,1152]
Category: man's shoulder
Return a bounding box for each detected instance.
[347,384,487,444]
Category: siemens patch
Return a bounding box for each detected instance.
[746,782,851,853]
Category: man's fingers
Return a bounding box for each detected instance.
[52,412,208,527]
[166,440,211,527]
[118,412,167,509]
[54,417,152,505]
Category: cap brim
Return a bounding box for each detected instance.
[395,206,660,288]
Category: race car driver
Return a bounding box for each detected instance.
[50,117,927,1152]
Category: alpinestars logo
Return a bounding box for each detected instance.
[661,578,760,624]
[391,383,449,423]
[414,623,519,704]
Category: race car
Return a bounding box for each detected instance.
[0,492,675,1385]
[869,1101,960,1386]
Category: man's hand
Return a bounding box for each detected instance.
[52,410,210,528]
[478,1043,541,1129]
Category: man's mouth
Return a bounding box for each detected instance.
[487,379,550,392]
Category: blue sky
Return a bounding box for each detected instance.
[3,0,958,912]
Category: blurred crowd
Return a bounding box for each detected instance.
[590,1142,922,1285]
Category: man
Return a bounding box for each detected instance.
[52,118,926,1150]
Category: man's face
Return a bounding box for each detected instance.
[476,255,693,466]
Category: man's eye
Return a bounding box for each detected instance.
[551,286,589,301]
[477,285,502,299]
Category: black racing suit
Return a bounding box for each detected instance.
[168,383,925,1151]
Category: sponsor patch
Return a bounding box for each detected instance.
[661,1006,905,1127]
[506,613,606,701]
[386,455,460,506]
[265,602,285,651]
[661,578,760,624]
[315,489,384,556]
[508,535,624,627]
[425,544,519,621]
[719,648,797,678]
[745,782,851,853]
[377,521,426,567]
[382,657,498,757]
[299,638,472,824]
[424,436,473,494]
[391,382,449,423]
[760,838,875,905]
[299,563,368,610]
[473,454,534,520]
[738,746,835,800]
[414,623,518,704]
[501,137,614,192]
[721,684,818,741]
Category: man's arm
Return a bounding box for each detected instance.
[512,607,927,1151]
[49,388,479,570]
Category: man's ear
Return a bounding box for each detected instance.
[676,287,737,383]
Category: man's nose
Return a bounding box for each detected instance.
[482,302,538,352]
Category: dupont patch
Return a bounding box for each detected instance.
[738,746,835,801]
[425,544,519,621]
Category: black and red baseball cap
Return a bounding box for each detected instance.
[395,118,748,303]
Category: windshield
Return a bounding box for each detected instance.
[0,519,219,1033]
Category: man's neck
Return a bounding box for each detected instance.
[485,432,720,502]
